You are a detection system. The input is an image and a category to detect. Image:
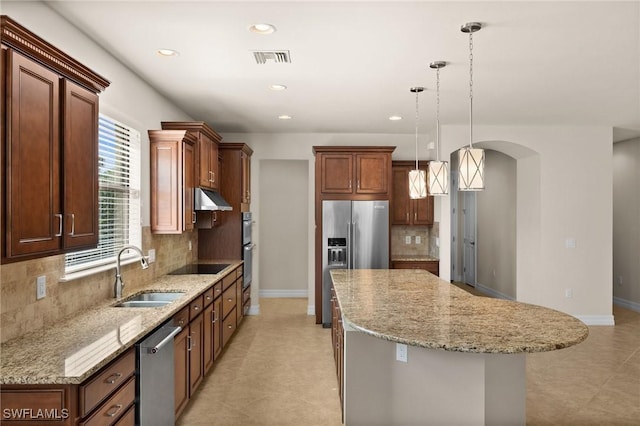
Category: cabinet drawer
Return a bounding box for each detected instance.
[243,287,251,304]
[222,282,237,319]
[189,295,204,319]
[236,265,243,279]
[80,376,135,426]
[113,404,135,426]
[222,273,235,290]
[172,306,190,329]
[203,286,214,307]
[222,307,237,348]
[0,386,72,425]
[212,282,223,299]
[79,349,135,417]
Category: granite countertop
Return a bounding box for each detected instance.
[0,260,242,385]
[330,269,588,354]
[391,255,439,262]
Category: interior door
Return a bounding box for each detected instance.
[462,192,477,286]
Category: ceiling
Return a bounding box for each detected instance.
[43,1,640,141]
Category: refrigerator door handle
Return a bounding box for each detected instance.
[347,221,352,269]
[352,221,356,269]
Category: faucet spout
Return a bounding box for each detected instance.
[114,245,149,298]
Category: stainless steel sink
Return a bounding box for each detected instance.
[114,291,185,308]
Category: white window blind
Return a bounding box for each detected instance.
[65,115,141,273]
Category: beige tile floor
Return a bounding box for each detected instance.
[178,295,640,425]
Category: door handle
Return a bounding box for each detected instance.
[149,326,182,354]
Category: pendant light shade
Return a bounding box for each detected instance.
[458,147,484,191]
[409,169,427,199]
[409,86,426,199]
[458,22,485,191]
[427,60,449,196]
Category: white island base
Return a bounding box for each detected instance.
[344,328,526,426]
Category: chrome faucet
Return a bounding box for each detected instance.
[114,245,149,298]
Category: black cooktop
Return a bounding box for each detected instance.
[168,263,231,275]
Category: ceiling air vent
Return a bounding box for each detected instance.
[252,50,292,64]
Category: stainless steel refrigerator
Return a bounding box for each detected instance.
[322,200,389,326]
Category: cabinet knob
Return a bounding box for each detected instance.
[227,298,233,302]
[193,305,199,311]
[228,324,233,329]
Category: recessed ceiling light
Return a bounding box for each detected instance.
[278,115,292,120]
[249,23,276,35]
[269,84,287,91]
[157,48,179,57]
[389,115,403,121]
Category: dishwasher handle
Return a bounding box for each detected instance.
[148,326,182,354]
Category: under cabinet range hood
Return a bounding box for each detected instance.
[194,188,232,211]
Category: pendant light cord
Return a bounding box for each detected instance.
[436,67,441,162]
[469,31,474,149]
[415,89,420,171]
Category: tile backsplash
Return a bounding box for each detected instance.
[0,227,197,343]
[391,222,439,258]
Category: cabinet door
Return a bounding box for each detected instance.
[355,153,388,194]
[208,135,219,190]
[321,154,353,194]
[173,327,189,419]
[202,303,216,374]
[391,166,411,225]
[213,297,222,360]
[150,139,180,233]
[241,150,251,204]
[183,141,195,231]
[414,195,434,226]
[236,278,244,325]
[62,80,99,250]
[188,313,204,395]
[6,50,61,257]
[197,134,211,188]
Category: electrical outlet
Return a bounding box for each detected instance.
[188,240,192,251]
[565,288,573,298]
[147,249,156,263]
[565,238,576,249]
[415,236,421,244]
[36,276,46,300]
[405,236,411,245]
[396,343,408,363]
[617,276,623,286]
[436,237,440,247]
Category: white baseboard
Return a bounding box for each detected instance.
[259,289,308,298]
[247,304,260,315]
[575,315,615,326]
[475,282,515,300]
[613,296,640,313]
[307,304,315,316]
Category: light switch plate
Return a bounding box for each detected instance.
[405,236,411,245]
[415,236,421,244]
[36,276,46,300]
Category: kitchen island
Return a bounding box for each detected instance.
[330,269,588,426]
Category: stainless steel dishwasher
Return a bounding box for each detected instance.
[136,322,182,426]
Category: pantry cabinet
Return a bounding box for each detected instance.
[391,161,434,226]
[149,130,197,233]
[1,16,109,263]
[161,121,222,191]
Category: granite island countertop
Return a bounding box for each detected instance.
[0,260,242,385]
[391,255,439,262]
[330,269,588,354]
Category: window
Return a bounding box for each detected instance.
[64,115,141,275]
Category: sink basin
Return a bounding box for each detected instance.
[114,291,185,308]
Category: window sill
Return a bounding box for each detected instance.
[59,257,141,283]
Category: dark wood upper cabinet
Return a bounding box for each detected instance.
[391,161,433,226]
[160,121,222,191]
[1,16,109,263]
[149,130,197,234]
[313,146,394,199]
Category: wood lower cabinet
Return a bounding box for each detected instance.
[330,287,344,413]
[1,16,109,263]
[149,130,197,233]
[392,260,440,276]
[0,348,135,426]
[392,161,434,226]
[173,325,190,419]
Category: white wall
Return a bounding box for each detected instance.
[477,150,517,299]
[259,160,309,297]
[613,138,640,310]
[440,125,614,324]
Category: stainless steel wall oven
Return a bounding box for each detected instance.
[242,212,253,289]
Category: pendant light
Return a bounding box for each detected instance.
[458,22,485,191]
[428,61,449,196]
[408,87,427,199]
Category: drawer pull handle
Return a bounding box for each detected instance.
[105,404,123,417]
[227,298,233,302]
[216,288,221,293]
[187,335,192,351]
[193,305,199,311]
[178,320,184,326]
[206,295,212,300]
[227,324,233,329]
[55,214,63,237]
[104,372,122,384]
[212,310,218,324]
